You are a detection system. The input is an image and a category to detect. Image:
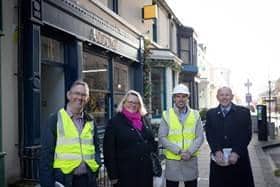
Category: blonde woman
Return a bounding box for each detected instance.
[103,90,156,187]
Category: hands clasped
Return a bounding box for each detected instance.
[214,150,239,166]
[180,150,192,161]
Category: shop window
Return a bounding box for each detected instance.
[41,36,64,63]
[113,62,129,111]
[172,70,176,88]
[83,52,109,90]
[113,63,128,92]
[82,52,109,140]
[151,68,165,117]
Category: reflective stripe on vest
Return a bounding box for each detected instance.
[163,108,199,160]
[53,108,99,174]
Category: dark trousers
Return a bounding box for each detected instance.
[72,174,96,187]
[166,179,197,187]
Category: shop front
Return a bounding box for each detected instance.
[19,0,143,181]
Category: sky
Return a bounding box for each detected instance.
[166,0,280,103]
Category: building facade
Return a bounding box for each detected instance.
[0,0,203,184]
[3,0,145,184]
[177,26,199,109]
[113,0,183,120]
[197,43,209,109]
[1,0,20,184]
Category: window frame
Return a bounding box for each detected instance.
[151,67,166,118]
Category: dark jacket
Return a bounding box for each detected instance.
[39,110,101,187]
[205,104,254,187]
[103,112,157,187]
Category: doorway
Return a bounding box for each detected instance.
[41,64,65,124]
[41,35,65,125]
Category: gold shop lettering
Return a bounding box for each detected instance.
[89,28,117,50]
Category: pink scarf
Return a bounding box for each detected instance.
[122,108,143,131]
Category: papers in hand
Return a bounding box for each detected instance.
[211,148,232,167]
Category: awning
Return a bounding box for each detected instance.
[146,48,182,70]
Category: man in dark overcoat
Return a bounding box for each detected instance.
[205,86,254,187]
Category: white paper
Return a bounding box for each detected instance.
[222,148,232,163]
[211,148,232,166]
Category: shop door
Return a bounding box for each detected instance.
[41,64,65,124]
[41,36,65,127]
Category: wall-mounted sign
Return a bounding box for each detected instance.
[89,28,118,50]
[142,5,158,20]
[44,0,140,61]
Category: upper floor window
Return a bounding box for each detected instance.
[108,0,118,14]
[193,40,198,65]
[152,19,157,43]
[180,38,190,64]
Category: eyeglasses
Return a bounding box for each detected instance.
[126,100,140,105]
[71,91,88,97]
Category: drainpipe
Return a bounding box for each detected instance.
[0,0,6,186]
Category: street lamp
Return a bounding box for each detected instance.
[244,79,252,108]
[268,80,272,124]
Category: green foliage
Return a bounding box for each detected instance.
[143,39,152,112]
[199,108,208,121]
[274,168,280,177]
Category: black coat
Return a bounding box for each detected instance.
[103,112,156,187]
[205,104,255,187]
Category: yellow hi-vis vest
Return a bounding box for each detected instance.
[163,108,199,160]
[53,108,100,174]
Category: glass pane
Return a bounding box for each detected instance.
[86,91,107,122]
[180,50,190,64]
[114,93,125,114]
[180,38,189,50]
[41,36,64,63]
[83,52,108,90]
[41,64,65,128]
[85,91,108,144]
[151,68,164,116]
[82,52,109,144]
[113,63,129,92]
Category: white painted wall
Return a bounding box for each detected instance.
[157,6,169,48]
[1,0,20,183]
[118,0,153,38]
[96,0,108,6]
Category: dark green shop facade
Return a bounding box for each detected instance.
[17,0,144,182]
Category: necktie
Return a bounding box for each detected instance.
[223,109,228,117]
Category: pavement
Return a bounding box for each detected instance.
[164,133,280,187]
[197,133,280,187]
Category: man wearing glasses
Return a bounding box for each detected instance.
[40,80,101,187]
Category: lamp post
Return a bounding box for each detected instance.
[267,80,276,139]
[244,79,252,108]
[268,80,272,124]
